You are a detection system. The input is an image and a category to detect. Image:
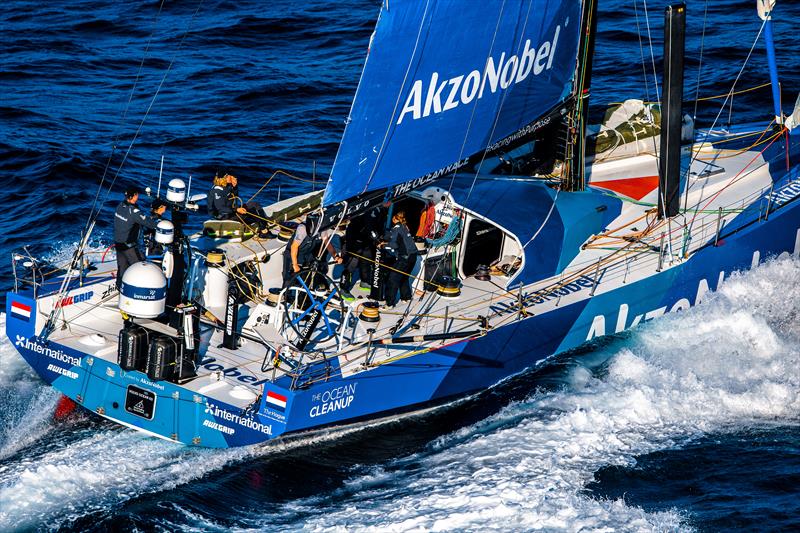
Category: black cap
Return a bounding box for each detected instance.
[124,186,140,199]
[151,199,167,211]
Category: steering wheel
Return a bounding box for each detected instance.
[282,266,346,351]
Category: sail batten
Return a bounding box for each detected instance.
[324,0,584,207]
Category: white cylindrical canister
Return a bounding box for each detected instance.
[162,249,174,279]
[155,220,174,244]
[119,261,167,318]
[202,263,229,309]
[166,178,186,203]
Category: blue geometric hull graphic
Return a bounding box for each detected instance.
[6,198,800,448]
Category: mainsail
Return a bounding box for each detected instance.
[324,0,584,207]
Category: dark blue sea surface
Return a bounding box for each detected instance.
[1,1,800,531]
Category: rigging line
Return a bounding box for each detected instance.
[574,0,597,191]
[688,129,782,231]
[361,0,432,196]
[633,0,653,107]
[464,0,516,205]
[90,0,206,240]
[684,15,769,230]
[691,0,709,123]
[230,210,271,257]
[446,0,521,195]
[638,0,662,181]
[347,248,519,302]
[101,0,206,199]
[515,184,561,261]
[85,0,167,230]
[559,0,597,191]
[613,82,773,106]
[48,1,206,336]
[641,0,660,103]
[631,0,663,184]
[697,82,772,102]
[245,171,278,202]
[684,0,709,213]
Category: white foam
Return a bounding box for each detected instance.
[1,258,798,531]
[42,239,112,268]
[253,257,800,531]
[0,428,251,530]
[0,370,429,531]
[0,313,62,460]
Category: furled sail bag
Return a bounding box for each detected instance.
[586,98,694,161]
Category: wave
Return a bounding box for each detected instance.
[0,314,62,461]
[0,383,455,531]
[202,257,799,531]
[3,255,797,531]
[70,19,145,38]
[232,80,339,105]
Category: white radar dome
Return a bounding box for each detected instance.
[166,178,186,203]
[155,220,174,244]
[119,261,167,318]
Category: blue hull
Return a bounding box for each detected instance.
[7,188,800,447]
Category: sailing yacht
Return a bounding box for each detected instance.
[6,0,800,447]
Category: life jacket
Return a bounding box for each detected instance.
[297,233,321,265]
[283,220,322,267]
[416,202,436,238]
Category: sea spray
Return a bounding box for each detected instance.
[252,258,800,532]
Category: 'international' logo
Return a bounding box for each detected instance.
[15,335,81,367]
[204,402,272,435]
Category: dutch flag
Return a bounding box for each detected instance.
[10,301,31,322]
[266,390,287,411]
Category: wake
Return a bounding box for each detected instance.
[1,258,798,531]
[215,257,800,532]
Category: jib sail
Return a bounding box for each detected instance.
[323,0,584,207]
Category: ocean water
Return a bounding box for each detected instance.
[1,0,800,531]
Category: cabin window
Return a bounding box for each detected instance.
[460,218,504,277]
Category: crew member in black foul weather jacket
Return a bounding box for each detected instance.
[143,198,168,256]
[208,173,267,235]
[382,211,417,307]
[207,173,244,220]
[282,212,343,286]
[114,186,165,288]
[343,201,388,291]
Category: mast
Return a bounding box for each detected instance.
[563,0,598,192]
[658,3,686,220]
[757,0,783,124]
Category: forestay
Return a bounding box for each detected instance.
[324,0,584,206]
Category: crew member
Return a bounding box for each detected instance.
[344,201,389,292]
[282,213,342,285]
[143,198,168,256]
[208,173,266,235]
[207,173,245,220]
[114,186,165,288]
[382,211,417,307]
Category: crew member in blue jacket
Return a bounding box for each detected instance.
[382,211,417,307]
[114,186,165,288]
